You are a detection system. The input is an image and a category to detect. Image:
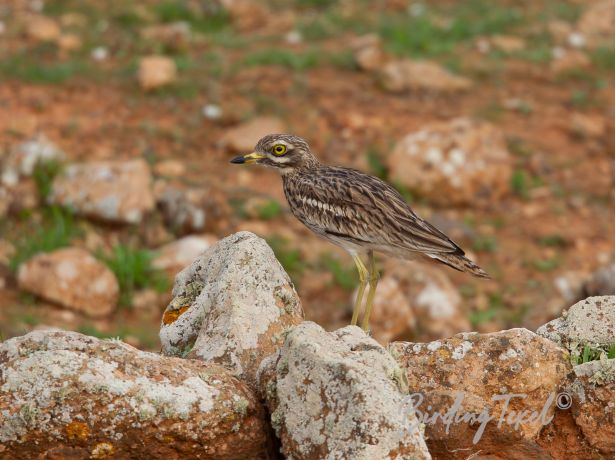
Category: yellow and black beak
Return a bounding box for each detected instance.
[230,152,266,165]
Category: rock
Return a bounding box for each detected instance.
[568,357,615,454]
[160,232,304,388]
[547,20,573,45]
[0,239,15,266]
[570,113,606,139]
[0,330,271,458]
[153,159,186,177]
[537,296,615,347]
[351,34,385,71]
[264,322,431,459]
[584,263,615,296]
[156,182,230,234]
[380,59,472,93]
[577,0,615,48]
[57,33,82,52]
[390,328,571,459]
[550,50,591,74]
[153,235,217,278]
[24,15,61,42]
[490,35,526,52]
[17,247,119,318]
[387,118,512,206]
[4,179,39,213]
[359,275,416,344]
[1,134,64,187]
[137,55,178,90]
[50,159,155,224]
[219,0,271,31]
[140,21,191,51]
[221,117,286,153]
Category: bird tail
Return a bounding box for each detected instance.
[429,251,490,279]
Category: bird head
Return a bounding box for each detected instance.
[230,134,318,173]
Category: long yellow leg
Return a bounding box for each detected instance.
[361,251,379,332]
[351,254,368,326]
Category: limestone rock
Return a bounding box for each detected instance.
[219,0,271,32]
[153,235,217,278]
[0,330,270,458]
[24,15,61,42]
[390,328,571,459]
[568,357,615,454]
[537,296,615,347]
[221,117,286,153]
[138,55,177,90]
[351,34,385,71]
[380,59,472,93]
[155,181,230,235]
[1,134,64,187]
[490,35,526,52]
[57,33,82,52]
[387,118,512,206]
[159,232,304,388]
[265,322,431,459]
[577,0,615,48]
[17,247,119,318]
[50,159,155,224]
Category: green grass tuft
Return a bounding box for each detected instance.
[319,254,356,291]
[98,245,169,307]
[9,206,81,272]
[256,199,284,221]
[32,159,63,201]
[266,236,305,281]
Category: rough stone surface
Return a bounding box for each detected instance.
[17,247,119,318]
[568,357,615,454]
[365,260,470,343]
[138,55,178,90]
[153,235,218,278]
[537,296,615,347]
[1,134,64,187]
[50,159,155,224]
[159,231,304,388]
[577,0,615,48]
[264,322,431,459]
[380,59,472,93]
[221,117,286,153]
[0,330,270,459]
[387,118,512,206]
[155,182,230,234]
[390,328,571,459]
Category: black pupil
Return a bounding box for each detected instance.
[276,146,284,153]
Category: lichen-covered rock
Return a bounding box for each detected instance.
[567,357,615,454]
[537,296,615,347]
[387,118,512,206]
[50,159,155,224]
[380,59,472,93]
[390,328,571,459]
[0,330,271,459]
[153,235,218,278]
[264,322,431,459]
[1,134,64,187]
[160,232,304,388]
[17,247,119,318]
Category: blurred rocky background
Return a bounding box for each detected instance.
[1,0,614,351]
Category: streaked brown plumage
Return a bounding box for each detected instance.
[231,134,489,330]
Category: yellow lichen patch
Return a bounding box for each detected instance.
[91,442,115,459]
[437,348,451,359]
[65,421,90,441]
[162,305,190,325]
[162,435,175,443]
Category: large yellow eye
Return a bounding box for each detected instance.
[272,144,287,156]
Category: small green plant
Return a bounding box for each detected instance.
[366,148,387,179]
[244,48,321,71]
[32,159,63,200]
[531,256,560,272]
[469,293,503,327]
[9,206,81,272]
[256,199,283,220]
[510,169,529,199]
[571,343,615,365]
[98,245,169,307]
[472,235,498,253]
[319,254,356,291]
[537,234,567,248]
[609,344,615,359]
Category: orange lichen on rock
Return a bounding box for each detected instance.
[65,421,90,442]
[162,305,189,325]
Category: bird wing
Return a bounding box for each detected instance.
[285,167,462,255]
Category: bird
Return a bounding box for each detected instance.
[230,134,489,332]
